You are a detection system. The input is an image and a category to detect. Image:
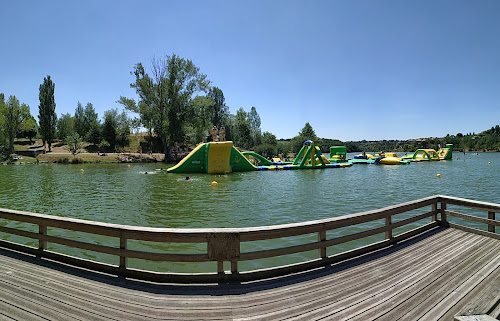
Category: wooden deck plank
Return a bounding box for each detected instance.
[360,238,500,320]
[0,227,498,320]
[275,233,488,321]
[419,250,500,320]
[369,237,500,320]
[230,229,479,320]
[440,266,500,320]
[395,241,500,320]
[227,228,463,309]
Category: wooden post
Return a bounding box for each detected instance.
[217,261,224,274]
[441,202,447,224]
[231,260,238,274]
[208,233,240,275]
[318,229,327,259]
[488,212,496,233]
[385,216,392,240]
[38,225,47,254]
[119,237,127,271]
[432,203,437,222]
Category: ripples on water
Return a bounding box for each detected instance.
[0,152,499,272]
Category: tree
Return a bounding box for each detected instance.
[74,102,99,143]
[0,94,5,150]
[187,95,212,144]
[248,106,261,147]
[234,107,251,149]
[57,113,75,140]
[261,131,277,146]
[84,103,100,144]
[38,75,57,151]
[65,132,84,159]
[4,95,22,153]
[207,87,228,128]
[18,104,38,144]
[291,122,319,152]
[299,122,318,140]
[74,102,86,138]
[124,54,210,160]
[101,108,130,152]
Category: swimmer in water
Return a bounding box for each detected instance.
[185,176,190,180]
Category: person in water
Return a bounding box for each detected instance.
[185,176,190,180]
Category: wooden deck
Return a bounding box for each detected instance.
[0,226,498,320]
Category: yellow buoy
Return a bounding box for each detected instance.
[488,162,491,165]
[80,169,84,172]
[211,181,218,186]
[437,173,441,178]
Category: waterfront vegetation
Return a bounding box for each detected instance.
[1,53,500,164]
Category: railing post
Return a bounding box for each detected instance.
[441,202,447,224]
[208,233,240,276]
[119,236,127,272]
[488,212,496,233]
[217,261,224,274]
[318,228,327,259]
[385,216,392,240]
[38,225,47,256]
[432,203,438,222]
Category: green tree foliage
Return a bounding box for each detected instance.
[0,94,5,150]
[234,107,252,149]
[4,96,22,153]
[18,104,38,144]
[101,109,130,152]
[38,75,57,151]
[57,113,75,140]
[74,102,85,137]
[207,87,228,128]
[290,122,319,153]
[65,132,84,159]
[84,103,100,144]
[187,95,212,145]
[123,54,210,160]
[248,106,262,146]
[74,102,100,143]
[255,131,278,158]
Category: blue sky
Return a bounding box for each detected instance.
[1,0,499,141]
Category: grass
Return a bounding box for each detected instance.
[6,134,165,164]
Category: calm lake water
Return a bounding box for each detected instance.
[0,152,498,272]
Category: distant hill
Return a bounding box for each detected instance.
[343,125,500,153]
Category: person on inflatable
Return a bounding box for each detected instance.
[211,126,218,142]
[219,126,226,142]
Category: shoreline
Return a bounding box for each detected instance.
[0,152,177,165]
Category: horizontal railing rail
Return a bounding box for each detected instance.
[0,195,497,283]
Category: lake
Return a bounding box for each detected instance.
[0,152,498,272]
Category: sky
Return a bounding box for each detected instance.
[1,0,499,141]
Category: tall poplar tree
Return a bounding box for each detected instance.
[38,75,57,152]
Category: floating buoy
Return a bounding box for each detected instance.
[211,181,218,186]
[80,169,84,173]
[437,173,441,178]
[488,162,491,165]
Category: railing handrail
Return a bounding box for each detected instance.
[0,195,497,283]
[0,195,438,240]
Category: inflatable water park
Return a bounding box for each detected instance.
[167,141,453,174]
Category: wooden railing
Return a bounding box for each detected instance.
[0,195,497,283]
